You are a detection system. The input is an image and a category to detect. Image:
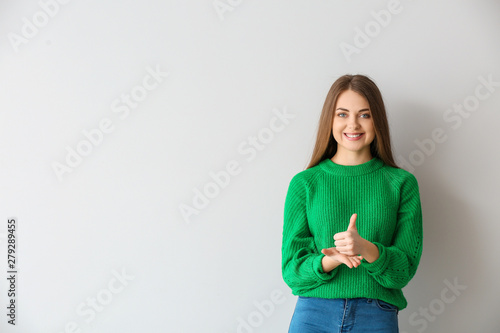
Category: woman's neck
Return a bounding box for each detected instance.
[331,149,373,166]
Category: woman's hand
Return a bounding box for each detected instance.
[333,213,365,256]
[333,213,380,263]
[321,247,363,269]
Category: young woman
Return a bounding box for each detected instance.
[281,74,423,332]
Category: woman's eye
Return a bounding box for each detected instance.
[338,113,347,117]
[360,114,370,118]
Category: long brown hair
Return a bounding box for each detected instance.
[306,74,399,169]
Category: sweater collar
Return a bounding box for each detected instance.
[319,157,384,176]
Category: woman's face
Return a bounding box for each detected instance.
[332,89,375,156]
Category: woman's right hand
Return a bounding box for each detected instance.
[321,247,363,269]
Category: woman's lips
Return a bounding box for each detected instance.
[344,133,364,141]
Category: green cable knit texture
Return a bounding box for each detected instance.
[281,157,423,310]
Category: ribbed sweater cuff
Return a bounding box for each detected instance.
[361,242,388,276]
[313,254,337,281]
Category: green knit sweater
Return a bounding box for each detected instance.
[281,157,423,310]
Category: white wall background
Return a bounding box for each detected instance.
[1,0,499,332]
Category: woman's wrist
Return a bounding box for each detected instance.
[321,255,341,273]
[360,239,380,263]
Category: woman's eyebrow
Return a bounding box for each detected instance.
[335,108,370,112]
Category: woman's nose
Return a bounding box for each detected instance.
[347,117,360,129]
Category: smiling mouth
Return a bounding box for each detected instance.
[344,133,364,138]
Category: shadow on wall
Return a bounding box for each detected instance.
[400,168,477,332]
[391,102,478,331]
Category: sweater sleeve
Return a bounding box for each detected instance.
[281,174,337,294]
[361,173,423,289]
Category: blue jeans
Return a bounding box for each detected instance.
[288,296,399,333]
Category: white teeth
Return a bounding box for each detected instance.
[346,133,362,138]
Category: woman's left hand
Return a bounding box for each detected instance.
[333,213,365,256]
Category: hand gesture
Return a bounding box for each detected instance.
[321,247,363,268]
[333,213,364,256]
